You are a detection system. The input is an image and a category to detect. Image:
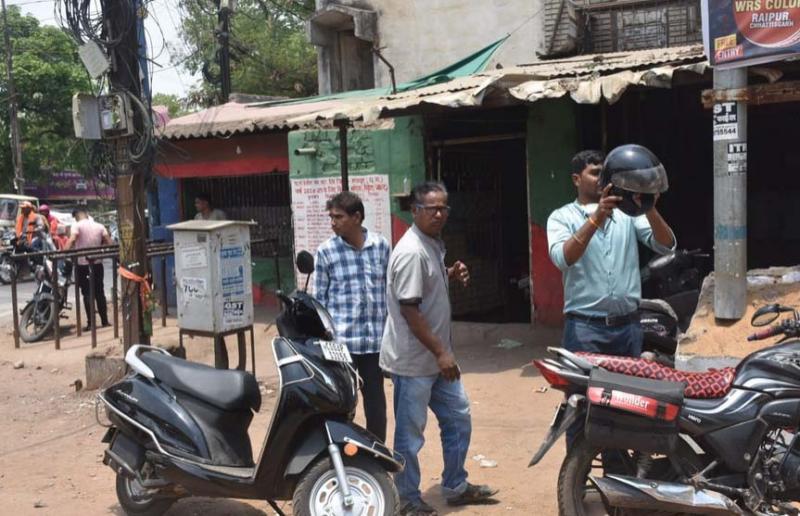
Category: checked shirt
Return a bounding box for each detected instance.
[313,229,390,355]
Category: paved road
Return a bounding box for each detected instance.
[0,260,114,321]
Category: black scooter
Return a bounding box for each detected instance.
[98,251,403,516]
[639,249,711,364]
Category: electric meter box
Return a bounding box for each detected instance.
[167,220,255,333]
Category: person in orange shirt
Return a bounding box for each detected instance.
[14,201,45,250]
[39,204,65,249]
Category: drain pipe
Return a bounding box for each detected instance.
[372,46,397,95]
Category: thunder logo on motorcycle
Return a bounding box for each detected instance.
[587,386,680,421]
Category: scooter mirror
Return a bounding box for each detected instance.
[296,250,315,275]
[752,304,781,327]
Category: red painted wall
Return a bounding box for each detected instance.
[530,223,564,326]
[155,133,289,178]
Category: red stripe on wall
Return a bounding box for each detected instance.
[155,157,289,178]
[531,223,564,327]
[155,133,289,178]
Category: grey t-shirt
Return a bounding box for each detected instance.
[195,208,226,221]
[380,224,452,377]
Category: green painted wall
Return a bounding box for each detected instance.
[288,116,426,226]
[527,99,580,226]
[527,99,579,325]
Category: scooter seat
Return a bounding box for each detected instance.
[577,352,736,399]
[141,352,261,412]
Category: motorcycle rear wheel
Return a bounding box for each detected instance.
[19,299,55,342]
[558,435,707,516]
[115,473,175,516]
[293,456,399,516]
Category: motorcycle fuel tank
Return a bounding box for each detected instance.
[734,340,800,398]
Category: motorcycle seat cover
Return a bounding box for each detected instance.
[141,352,261,412]
[577,352,735,399]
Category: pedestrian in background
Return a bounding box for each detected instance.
[314,191,390,442]
[65,208,112,330]
[380,181,498,516]
[194,193,226,221]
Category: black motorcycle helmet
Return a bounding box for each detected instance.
[599,144,669,217]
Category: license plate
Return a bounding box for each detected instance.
[320,341,352,363]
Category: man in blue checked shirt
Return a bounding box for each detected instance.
[313,191,391,442]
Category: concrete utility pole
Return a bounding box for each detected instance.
[1,0,24,193]
[712,68,748,319]
[106,0,150,349]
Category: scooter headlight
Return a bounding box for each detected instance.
[34,265,47,282]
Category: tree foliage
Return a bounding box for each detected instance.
[175,0,318,106]
[0,6,92,191]
[152,93,188,118]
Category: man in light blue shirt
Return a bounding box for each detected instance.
[547,149,676,359]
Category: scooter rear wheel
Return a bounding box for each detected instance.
[115,473,175,516]
[293,455,399,516]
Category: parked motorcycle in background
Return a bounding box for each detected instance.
[639,248,711,365]
[18,233,73,342]
[98,251,402,516]
[530,302,800,515]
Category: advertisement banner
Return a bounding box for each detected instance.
[702,0,800,67]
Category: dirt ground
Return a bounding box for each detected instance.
[0,309,567,516]
[681,267,800,359]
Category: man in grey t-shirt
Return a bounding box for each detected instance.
[381,181,497,515]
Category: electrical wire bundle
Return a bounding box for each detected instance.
[56,0,133,49]
[57,0,157,181]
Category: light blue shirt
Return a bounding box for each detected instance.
[547,201,676,317]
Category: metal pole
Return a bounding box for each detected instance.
[1,0,24,193]
[273,249,281,291]
[160,256,167,327]
[336,119,350,191]
[713,68,748,320]
[218,3,232,103]
[52,259,60,350]
[112,257,119,339]
[73,258,81,337]
[11,267,19,348]
[89,263,97,348]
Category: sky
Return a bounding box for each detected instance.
[8,0,200,97]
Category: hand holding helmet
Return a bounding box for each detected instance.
[599,144,669,217]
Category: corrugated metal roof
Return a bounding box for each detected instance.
[161,45,707,140]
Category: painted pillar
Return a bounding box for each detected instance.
[712,68,748,320]
[288,116,425,246]
[151,176,180,307]
[526,100,579,326]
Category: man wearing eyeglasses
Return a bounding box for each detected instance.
[380,181,498,515]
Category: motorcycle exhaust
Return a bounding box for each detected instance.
[590,474,745,515]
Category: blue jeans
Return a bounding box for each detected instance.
[563,318,643,447]
[391,374,471,504]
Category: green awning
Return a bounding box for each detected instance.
[250,35,510,107]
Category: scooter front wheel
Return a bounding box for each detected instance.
[115,473,175,516]
[293,455,399,516]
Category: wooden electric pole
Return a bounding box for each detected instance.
[105,0,150,350]
[1,0,24,193]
